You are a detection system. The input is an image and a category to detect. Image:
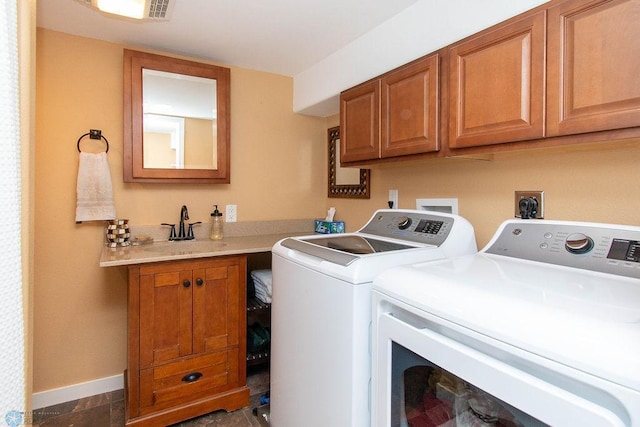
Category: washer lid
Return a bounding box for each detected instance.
[374,254,640,392]
[299,235,415,254]
[280,235,418,266]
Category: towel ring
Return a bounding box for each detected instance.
[77,129,109,153]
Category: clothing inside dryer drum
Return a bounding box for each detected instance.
[394,343,548,427]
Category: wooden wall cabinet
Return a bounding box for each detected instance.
[340,80,380,163]
[546,0,640,137]
[448,11,546,149]
[340,54,440,164]
[126,256,249,426]
[341,0,640,160]
[449,0,640,150]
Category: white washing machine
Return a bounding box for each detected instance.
[270,209,478,427]
[373,219,640,427]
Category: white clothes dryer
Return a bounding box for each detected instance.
[373,219,640,427]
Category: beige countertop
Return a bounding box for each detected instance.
[99,219,315,267]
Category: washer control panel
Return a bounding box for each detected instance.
[359,210,457,246]
[485,220,640,279]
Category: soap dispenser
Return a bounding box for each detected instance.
[209,205,224,240]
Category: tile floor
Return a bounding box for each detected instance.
[31,366,270,427]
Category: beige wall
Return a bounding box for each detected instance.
[34,29,327,393]
[326,112,640,247]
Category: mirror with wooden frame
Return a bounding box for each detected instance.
[328,126,370,198]
[123,49,231,183]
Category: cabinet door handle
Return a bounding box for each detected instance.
[181,372,203,383]
[196,278,204,286]
[183,280,191,288]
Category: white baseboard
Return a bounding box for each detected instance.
[32,374,124,410]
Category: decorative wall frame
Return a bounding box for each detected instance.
[328,126,370,198]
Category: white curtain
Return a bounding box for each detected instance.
[0,0,26,420]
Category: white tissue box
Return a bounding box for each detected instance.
[314,220,345,234]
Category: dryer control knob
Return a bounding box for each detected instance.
[398,217,412,230]
[565,233,594,254]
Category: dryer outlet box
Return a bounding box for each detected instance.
[515,191,544,219]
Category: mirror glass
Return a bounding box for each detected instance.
[124,49,230,183]
[143,69,217,170]
[328,126,370,198]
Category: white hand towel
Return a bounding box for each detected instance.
[251,270,273,303]
[75,152,116,222]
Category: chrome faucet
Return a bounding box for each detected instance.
[178,205,189,240]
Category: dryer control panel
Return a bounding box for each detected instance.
[485,220,640,279]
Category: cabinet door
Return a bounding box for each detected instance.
[448,11,546,148]
[340,80,380,163]
[192,258,245,354]
[139,267,193,368]
[547,0,640,136]
[381,54,439,157]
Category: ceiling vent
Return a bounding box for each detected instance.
[78,0,175,21]
[147,0,173,20]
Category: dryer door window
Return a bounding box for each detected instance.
[373,310,631,427]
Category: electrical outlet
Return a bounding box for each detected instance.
[226,204,237,222]
[388,189,399,209]
[515,191,544,219]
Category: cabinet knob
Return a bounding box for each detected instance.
[183,280,191,288]
[181,372,203,383]
[196,278,204,286]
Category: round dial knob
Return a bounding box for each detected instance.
[565,233,594,254]
[398,217,412,230]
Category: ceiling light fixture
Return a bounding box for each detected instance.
[97,0,146,19]
[78,0,174,21]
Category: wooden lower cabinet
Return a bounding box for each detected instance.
[125,256,249,426]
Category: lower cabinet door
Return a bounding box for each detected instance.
[139,349,240,413]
